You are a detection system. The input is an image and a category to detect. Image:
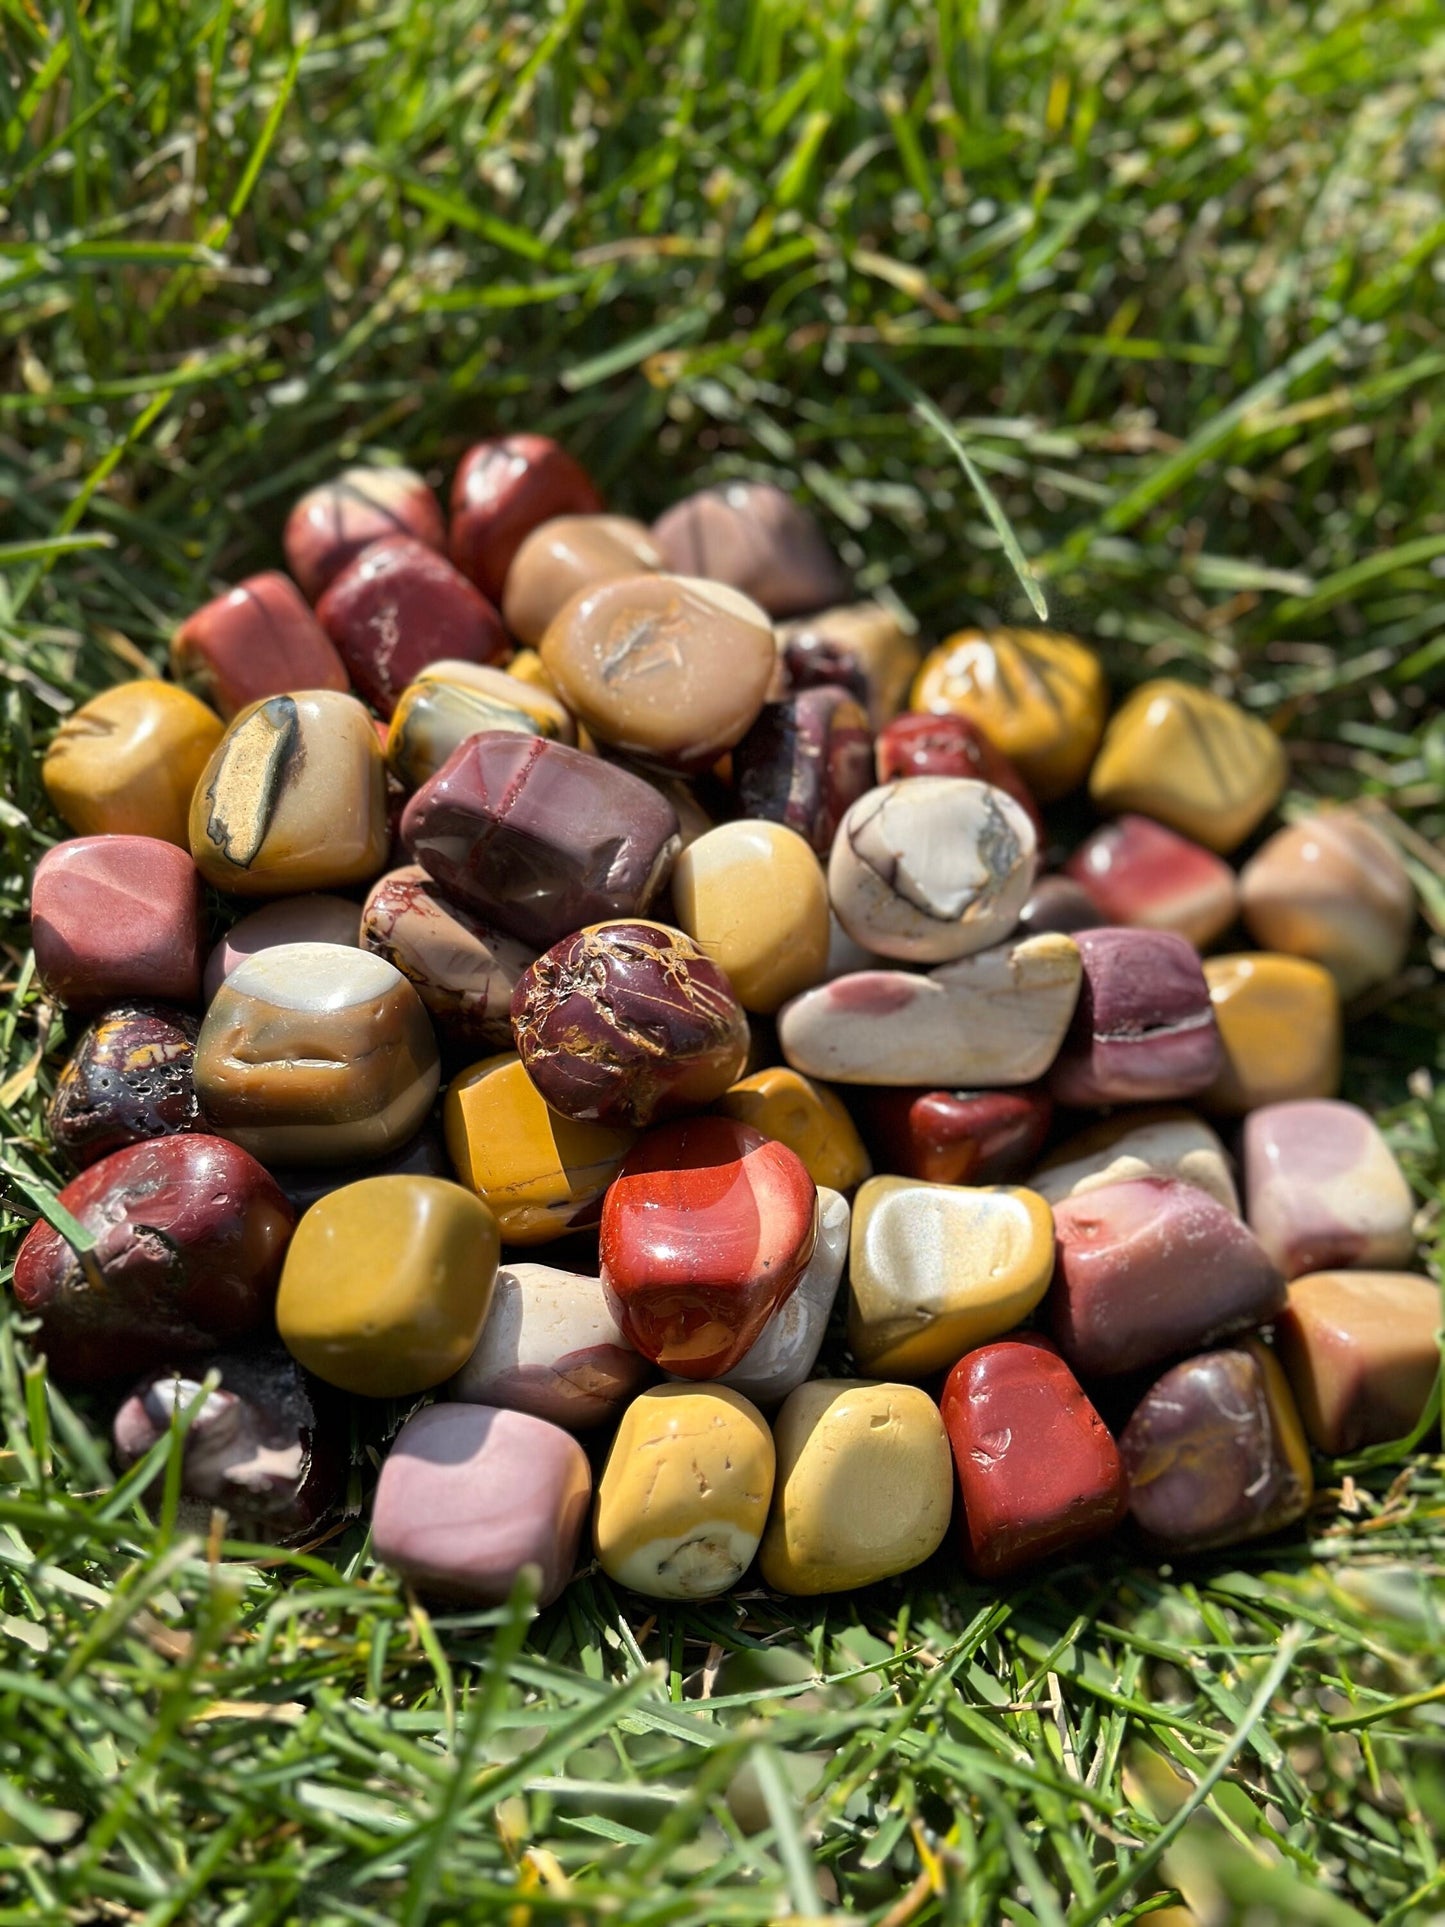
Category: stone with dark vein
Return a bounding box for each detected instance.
[1048,926,1222,1105]
[733,685,875,856]
[283,464,446,601]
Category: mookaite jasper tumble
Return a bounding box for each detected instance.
[502,514,663,644]
[540,573,776,771]
[910,627,1108,801]
[315,536,508,717]
[195,945,440,1165]
[651,482,847,619]
[776,603,922,727]
[873,711,1041,834]
[941,1337,1126,1578]
[1017,877,1105,937]
[170,572,349,720]
[1202,953,1342,1114]
[48,1003,200,1168]
[671,822,831,1014]
[31,836,205,1008]
[760,1380,953,1594]
[283,464,446,601]
[204,894,363,1002]
[705,1187,850,1406]
[510,921,749,1128]
[362,865,533,1049]
[1031,1109,1239,1214]
[857,1086,1052,1188]
[1244,1100,1415,1279]
[402,733,680,950]
[1064,816,1239,949]
[848,1176,1055,1378]
[450,435,603,604]
[717,1069,871,1195]
[277,1176,499,1396]
[189,691,388,896]
[1121,1341,1314,1551]
[1049,928,1221,1107]
[445,1053,636,1243]
[372,1403,591,1607]
[1088,679,1287,854]
[732,687,875,857]
[43,679,224,847]
[829,779,1038,964]
[1276,1271,1441,1454]
[386,660,573,789]
[1240,810,1415,999]
[595,1385,776,1599]
[600,1117,818,1378]
[12,1135,293,1383]
[447,1261,649,1429]
[1049,1177,1285,1377]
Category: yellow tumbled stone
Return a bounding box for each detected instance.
[277,1176,499,1397]
[444,1051,636,1244]
[718,1067,871,1195]
[759,1379,953,1594]
[1089,678,1287,853]
[671,821,830,1013]
[1202,954,1342,1116]
[848,1176,1055,1377]
[594,1385,775,1599]
[909,627,1107,800]
[43,679,224,847]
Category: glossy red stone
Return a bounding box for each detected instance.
[284,466,446,602]
[874,713,1042,836]
[47,1003,200,1168]
[858,1086,1053,1187]
[600,1116,818,1377]
[1064,815,1239,949]
[170,572,349,719]
[12,1135,295,1383]
[732,687,875,856]
[31,836,205,1009]
[449,435,602,604]
[941,1336,1127,1578]
[1049,927,1222,1106]
[315,535,509,717]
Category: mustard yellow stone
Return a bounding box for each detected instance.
[594,1385,775,1599]
[1202,953,1342,1116]
[387,660,575,788]
[444,1051,636,1244]
[1247,1336,1315,1517]
[1089,678,1287,853]
[670,821,830,1013]
[44,678,224,847]
[277,1175,500,1397]
[909,627,1107,800]
[848,1176,1055,1377]
[759,1379,953,1594]
[718,1067,871,1195]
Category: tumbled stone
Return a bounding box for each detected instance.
[941,1336,1127,1578]
[777,933,1080,1087]
[778,628,871,707]
[1121,1341,1314,1551]
[502,514,664,645]
[372,1403,591,1606]
[12,1135,293,1383]
[1016,876,1106,937]
[910,627,1108,801]
[595,1385,775,1598]
[732,687,875,857]
[170,571,349,719]
[1239,809,1415,999]
[43,680,224,848]
[829,778,1038,964]
[601,1116,818,1378]
[1030,1109,1239,1213]
[776,603,922,727]
[204,895,362,1003]
[704,1187,850,1405]
[284,464,445,601]
[32,835,205,1009]
[651,482,847,618]
[447,1260,648,1428]
[402,732,680,950]
[874,711,1041,833]
[1064,815,1239,949]
[671,822,831,1014]
[386,659,574,790]
[112,1343,343,1542]
[1202,953,1341,1115]
[848,1176,1055,1377]
[1276,1270,1441,1454]
[189,691,388,896]
[277,1175,498,1396]
[1242,1100,1415,1280]
[195,945,440,1166]
[1050,1177,1285,1377]
[540,573,775,771]
[1088,678,1287,853]
[361,865,532,1048]
[759,1379,953,1594]
[48,1003,200,1168]
[717,1069,871,1195]
[445,1051,636,1244]
[450,435,603,604]
[857,1086,1052,1188]
[1049,928,1221,1107]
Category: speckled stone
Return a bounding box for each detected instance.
[857,1086,1052,1188]
[1016,876,1107,937]
[1242,1099,1415,1279]
[12,1134,294,1383]
[670,822,831,1014]
[1048,928,1222,1107]
[1064,816,1239,949]
[284,465,446,601]
[43,680,224,848]
[450,435,603,604]
[1276,1270,1441,1455]
[717,1069,871,1195]
[651,483,847,618]
[1202,953,1342,1115]
[1030,1109,1239,1213]
[204,896,363,1002]
[447,1260,649,1428]
[732,687,875,858]
[701,1187,850,1406]
[385,659,574,789]
[170,571,349,719]
[776,604,922,728]
[502,514,664,645]
[361,865,532,1048]
[48,1002,200,1168]
[1239,809,1416,999]
[874,711,1042,834]
[31,835,205,1009]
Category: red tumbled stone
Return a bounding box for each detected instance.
[450,435,603,604]
[1064,815,1239,949]
[170,572,349,720]
[283,464,446,602]
[600,1116,818,1378]
[940,1334,1127,1578]
[858,1086,1053,1187]
[32,835,205,1009]
[874,712,1042,836]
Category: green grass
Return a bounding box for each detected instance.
[3,0,1445,1918]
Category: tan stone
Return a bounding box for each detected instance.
[1240,809,1415,998]
[502,515,663,645]
[1031,1109,1239,1214]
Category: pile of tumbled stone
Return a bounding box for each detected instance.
[15,437,1438,1606]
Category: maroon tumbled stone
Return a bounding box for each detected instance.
[732,687,874,857]
[1049,927,1221,1107]
[874,712,1042,836]
[47,1003,201,1169]
[283,464,446,602]
[858,1086,1053,1187]
[1016,877,1106,937]
[779,631,870,708]
[651,483,847,619]
[449,435,602,604]
[169,572,349,719]
[31,835,205,1009]
[1064,815,1239,950]
[361,864,533,1047]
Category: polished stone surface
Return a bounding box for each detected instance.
[44,679,224,848]
[170,571,349,719]
[1049,928,1221,1106]
[1276,1270,1440,1454]
[284,464,445,600]
[671,821,831,1014]
[1064,815,1239,949]
[1016,876,1107,937]
[503,514,663,645]
[775,603,922,727]
[733,686,875,857]
[703,1187,850,1405]
[1243,1099,1415,1279]
[48,1002,200,1168]
[717,1068,871,1195]
[651,483,847,618]
[450,435,603,604]
[447,1260,649,1428]
[1030,1108,1239,1213]
[205,896,362,1003]
[32,835,205,1008]
[362,864,533,1048]
[874,710,1041,833]
[385,658,574,789]
[857,1085,1052,1188]
[1202,953,1342,1115]
[1239,809,1415,999]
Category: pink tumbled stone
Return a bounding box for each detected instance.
[651,482,847,618]
[1049,928,1221,1107]
[446,1262,650,1429]
[283,465,446,602]
[1064,815,1239,949]
[1243,1099,1416,1280]
[204,895,363,1002]
[32,836,205,1009]
[170,572,349,719]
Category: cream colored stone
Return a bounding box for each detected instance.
[1239,809,1415,999]
[701,1188,850,1406]
[671,821,830,1013]
[1031,1109,1239,1214]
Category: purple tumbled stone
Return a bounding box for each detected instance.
[1049,927,1221,1106]
[732,686,875,857]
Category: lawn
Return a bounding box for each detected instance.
[2,0,1444,1920]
